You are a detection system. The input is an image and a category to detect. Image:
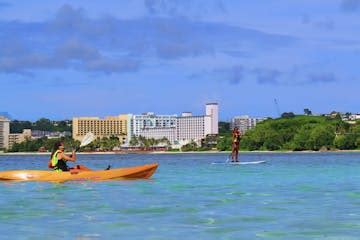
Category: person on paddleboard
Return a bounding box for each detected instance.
[231,127,241,162]
[48,141,76,172]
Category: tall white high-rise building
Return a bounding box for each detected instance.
[206,103,219,134]
[0,116,10,149]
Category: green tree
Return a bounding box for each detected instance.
[129,136,139,146]
[334,120,351,134]
[54,120,72,132]
[334,134,357,150]
[304,108,312,115]
[202,134,218,149]
[98,136,120,150]
[240,129,264,151]
[291,125,313,150]
[159,137,171,147]
[148,138,157,147]
[356,137,360,149]
[34,118,54,131]
[262,129,282,150]
[281,112,295,118]
[352,125,360,149]
[10,120,32,133]
[217,134,232,151]
[309,125,335,150]
[219,121,230,134]
[181,141,198,152]
[87,137,102,151]
[137,136,147,147]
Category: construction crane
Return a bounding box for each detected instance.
[274,99,281,117]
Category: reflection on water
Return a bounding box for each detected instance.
[0,152,359,239]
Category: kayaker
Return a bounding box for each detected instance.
[48,141,76,172]
[231,127,241,162]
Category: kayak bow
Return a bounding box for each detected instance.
[0,163,158,182]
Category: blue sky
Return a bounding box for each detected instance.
[0,0,359,121]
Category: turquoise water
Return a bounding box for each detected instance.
[0,152,359,239]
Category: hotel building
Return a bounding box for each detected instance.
[129,113,177,143]
[129,103,219,145]
[130,113,177,135]
[8,129,32,149]
[176,113,211,144]
[0,116,10,149]
[176,103,218,144]
[206,103,219,135]
[72,115,128,144]
[231,115,266,134]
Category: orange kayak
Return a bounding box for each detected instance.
[0,163,158,182]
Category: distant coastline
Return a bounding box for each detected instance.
[1,149,360,156]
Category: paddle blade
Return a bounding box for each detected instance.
[80,132,95,147]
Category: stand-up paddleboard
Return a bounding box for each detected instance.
[211,160,266,165]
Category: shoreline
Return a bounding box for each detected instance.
[1,149,360,156]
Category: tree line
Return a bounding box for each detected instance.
[9,137,79,152]
[8,135,173,152]
[10,118,71,133]
[8,136,123,152]
[129,135,171,148]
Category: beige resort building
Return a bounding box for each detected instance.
[8,129,32,149]
[72,115,128,144]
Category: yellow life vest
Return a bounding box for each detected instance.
[51,150,62,172]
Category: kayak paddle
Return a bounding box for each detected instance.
[80,132,96,148]
[74,132,96,151]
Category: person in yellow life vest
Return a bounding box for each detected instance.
[48,141,76,172]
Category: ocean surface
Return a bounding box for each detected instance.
[0,152,359,240]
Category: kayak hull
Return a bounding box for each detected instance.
[0,163,158,182]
